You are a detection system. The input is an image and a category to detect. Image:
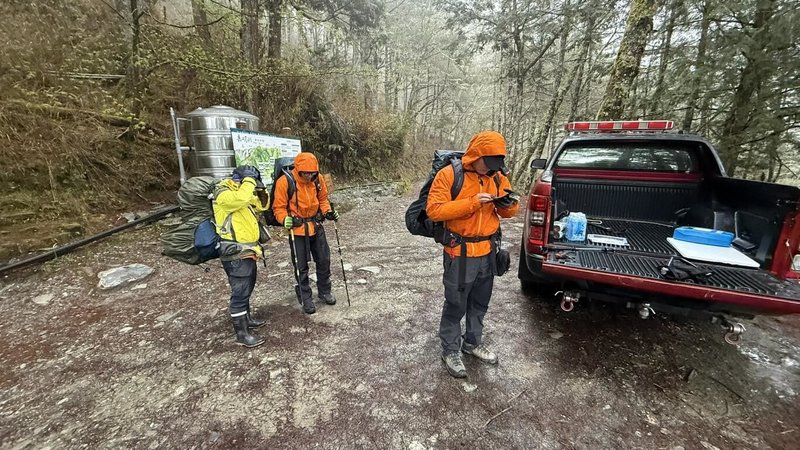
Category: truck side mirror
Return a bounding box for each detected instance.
[531,159,547,170]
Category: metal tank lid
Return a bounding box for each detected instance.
[186,105,258,119]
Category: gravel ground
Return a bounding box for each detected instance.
[1,186,799,449]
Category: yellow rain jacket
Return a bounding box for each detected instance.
[213,177,269,258]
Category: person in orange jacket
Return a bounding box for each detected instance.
[272,152,339,314]
[426,130,520,378]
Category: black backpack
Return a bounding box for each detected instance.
[405,150,502,243]
[264,156,321,226]
[405,150,465,242]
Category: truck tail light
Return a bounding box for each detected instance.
[530,211,546,225]
[788,254,800,280]
[527,194,551,251]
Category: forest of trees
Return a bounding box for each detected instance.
[2,0,799,188]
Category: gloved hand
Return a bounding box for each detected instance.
[256,190,269,208]
[233,165,261,183]
[325,210,340,221]
[493,189,520,209]
[283,216,294,229]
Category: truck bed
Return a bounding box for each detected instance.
[569,219,675,255]
[549,219,800,301]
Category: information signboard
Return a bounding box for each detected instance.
[230,129,302,182]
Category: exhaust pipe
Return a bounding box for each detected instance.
[556,290,580,312]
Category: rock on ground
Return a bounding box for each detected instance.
[97,264,154,289]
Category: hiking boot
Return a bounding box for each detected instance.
[319,292,336,305]
[462,343,498,365]
[302,297,316,314]
[442,352,467,378]
[246,308,267,329]
[232,315,265,348]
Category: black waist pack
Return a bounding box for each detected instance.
[496,249,511,276]
[658,257,712,282]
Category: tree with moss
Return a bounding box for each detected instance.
[596,0,658,120]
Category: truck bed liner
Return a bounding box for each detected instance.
[556,219,675,255]
[547,250,800,301]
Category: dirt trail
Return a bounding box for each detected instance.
[1,187,799,449]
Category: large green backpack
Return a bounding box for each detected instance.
[160,177,220,264]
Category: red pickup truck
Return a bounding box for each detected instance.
[518,120,800,343]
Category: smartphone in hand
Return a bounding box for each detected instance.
[492,189,520,205]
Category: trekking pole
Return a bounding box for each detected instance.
[288,228,301,302]
[329,209,351,307]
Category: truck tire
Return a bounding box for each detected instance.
[518,242,556,296]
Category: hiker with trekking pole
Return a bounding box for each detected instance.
[271,152,344,314]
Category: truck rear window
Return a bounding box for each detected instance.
[555,142,698,172]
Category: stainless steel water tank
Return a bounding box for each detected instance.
[186,105,259,178]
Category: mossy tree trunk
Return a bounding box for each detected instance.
[681,0,711,133]
[267,0,283,60]
[650,0,682,117]
[240,0,263,115]
[124,0,146,119]
[596,0,658,120]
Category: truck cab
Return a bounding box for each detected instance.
[518,120,800,342]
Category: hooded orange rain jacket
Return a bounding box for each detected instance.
[272,152,332,236]
[426,131,519,258]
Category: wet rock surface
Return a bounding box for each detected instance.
[97,263,154,289]
[1,183,799,448]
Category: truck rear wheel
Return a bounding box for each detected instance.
[518,243,556,296]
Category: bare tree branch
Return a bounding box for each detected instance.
[145,10,228,29]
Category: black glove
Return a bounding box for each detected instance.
[256,190,269,208]
[233,165,262,183]
[325,210,340,221]
[658,258,712,282]
[493,189,520,209]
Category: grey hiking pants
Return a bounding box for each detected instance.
[439,252,494,355]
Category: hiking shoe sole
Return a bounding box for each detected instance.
[236,340,265,348]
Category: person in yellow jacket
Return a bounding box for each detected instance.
[426,131,520,378]
[213,165,270,347]
[272,152,339,314]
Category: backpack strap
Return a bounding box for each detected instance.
[284,168,297,201]
[211,184,238,241]
[314,178,322,217]
[219,213,237,241]
[450,159,464,200]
